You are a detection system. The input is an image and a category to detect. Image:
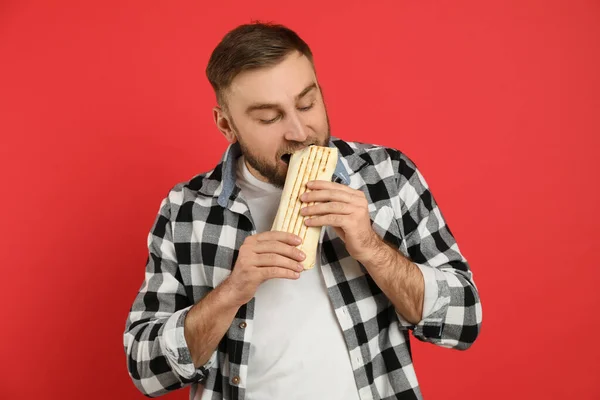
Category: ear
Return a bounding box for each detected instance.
[213,106,237,144]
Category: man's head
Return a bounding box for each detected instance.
[206,22,331,188]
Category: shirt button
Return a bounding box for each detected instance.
[232,376,241,385]
[239,321,247,329]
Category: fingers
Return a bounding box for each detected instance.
[253,241,306,262]
[306,180,355,191]
[261,267,301,280]
[240,232,305,283]
[300,202,355,216]
[253,231,303,246]
[254,253,305,272]
[304,213,347,228]
[300,189,357,204]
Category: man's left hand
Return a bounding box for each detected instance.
[300,180,381,262]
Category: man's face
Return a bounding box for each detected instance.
[220,51,331,188]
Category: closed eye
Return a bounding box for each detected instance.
[298,102,315,112]
[258,102,314,124]
[259,115,281,124]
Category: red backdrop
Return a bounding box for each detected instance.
[1,1,599,399]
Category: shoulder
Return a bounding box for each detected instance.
[331,137,420,181]
[156,166,221,219]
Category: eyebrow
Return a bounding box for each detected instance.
[245,83,317,114]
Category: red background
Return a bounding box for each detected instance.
[1,1,599,399]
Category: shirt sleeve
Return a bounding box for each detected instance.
[415,263,439,319]
[123,194,215,397]
[159,306,217,379]
[394,152,482,350]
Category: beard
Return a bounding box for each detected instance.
[232,116,331,189]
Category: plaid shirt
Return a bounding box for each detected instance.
[124,136,482,400]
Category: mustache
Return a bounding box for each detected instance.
[277,140,323,157]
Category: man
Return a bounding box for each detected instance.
[124,22,482,400]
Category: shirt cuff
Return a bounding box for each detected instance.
[415,263,439,320]
[396,263,449,340]
[159,306,216,381]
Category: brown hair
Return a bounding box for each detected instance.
[206,22,315,108]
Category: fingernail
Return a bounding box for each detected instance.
[297,264,305,271]
[298,251,306,260]
[294,236,302,244]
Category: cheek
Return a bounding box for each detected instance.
[236,119,269,146]
[243,125,280,159]
[309,107,329,131]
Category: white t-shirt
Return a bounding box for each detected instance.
[235,155,361,400]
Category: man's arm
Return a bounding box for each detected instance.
[384,152,482,350]
[183,281,240,368]
[124,191,306,396]
[356,236,425,324]
[123,195,218,397]
[301,152,482,350]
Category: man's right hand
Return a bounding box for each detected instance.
[183,231,306,369]
[223,231,306,306]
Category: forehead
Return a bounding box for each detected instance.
[225,52,318,108]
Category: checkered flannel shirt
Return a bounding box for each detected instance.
[124,136,482,400]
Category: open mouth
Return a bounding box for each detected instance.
[280,145,317,165]
[280,153,292,165]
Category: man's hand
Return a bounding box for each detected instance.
[224,231,306,307]
[300,180,425,324]
[300,180,381,262]
[184,231,305,369]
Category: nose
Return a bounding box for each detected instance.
[283,110,309,143]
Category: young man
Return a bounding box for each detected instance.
[124,22,482,400]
